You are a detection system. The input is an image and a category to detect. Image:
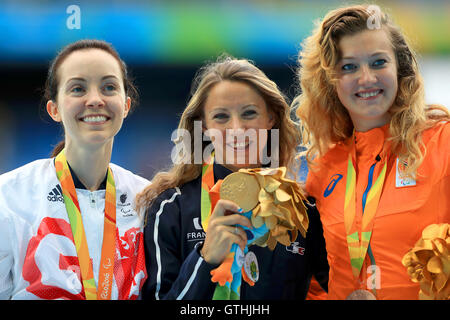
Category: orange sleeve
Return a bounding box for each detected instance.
[306,276,328,300]
[441,122,450,176]
[305,166,319,199]
[421,121,450,177]
[436,122,450,223]
[422,121,450,223]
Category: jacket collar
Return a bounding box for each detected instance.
[213,163,234,183]
[53,157,107,190]
[68,162,108,190]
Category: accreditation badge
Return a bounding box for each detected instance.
[395,158,416,188]
[243,251,259,283]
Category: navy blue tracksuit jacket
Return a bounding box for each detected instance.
[141,163,328,300]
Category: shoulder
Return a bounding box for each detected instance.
[144,186,183,231]
[150,172,201,210]
[306,143,348,195]
[109,163,150,192]
[146,175,200,219]
[422,121,450,147]
[0,158,55,197]
[0,158,54,185]
[420,121,450,175]
[318,142,349,166]
[147,186,183,216]
[0,158,55,219]
[178,174,202,201]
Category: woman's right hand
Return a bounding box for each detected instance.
[200,199,253,265]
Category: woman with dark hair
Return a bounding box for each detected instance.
[0,39,149,299]
[294,5,450,299]
[139,55,329,300]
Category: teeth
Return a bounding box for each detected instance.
[357,90,381,98]
[234,142,247,148]
[82,116,107,123]
[228,142,249,148]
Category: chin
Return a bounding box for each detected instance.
[227,158,261,170]
[82,134,114,147]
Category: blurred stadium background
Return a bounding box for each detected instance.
[0,0,449,179]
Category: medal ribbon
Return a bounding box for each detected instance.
[344,152,387,279]
[55,149,116,300]
[200,151,215,231]
[200,151,242,299]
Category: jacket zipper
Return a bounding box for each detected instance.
[361,155,381,270]
[89,192,96,209]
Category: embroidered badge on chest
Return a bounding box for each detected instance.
[395,158,416,188]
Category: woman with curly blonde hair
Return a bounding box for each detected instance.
[139,55,329,300]
[294,4,450,299]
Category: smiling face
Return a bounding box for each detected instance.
[335,28,398,132]
[203,80,275,171]
[46,48,131,149]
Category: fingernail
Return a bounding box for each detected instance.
[237,208,243,213]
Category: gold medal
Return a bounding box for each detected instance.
[346,289,376,300]
[220,172,260,212]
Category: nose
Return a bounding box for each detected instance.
[225,115,247,143]
[85,88,105,108]
[228,115,246,130]
[358,64,377,86]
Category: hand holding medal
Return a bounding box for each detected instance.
[219,167,309,248]
[204,166,309,299]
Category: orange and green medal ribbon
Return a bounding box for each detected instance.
[344,151,387,296]
[200,151,215,232]
[55,149,116,300]
[200,152,240,299]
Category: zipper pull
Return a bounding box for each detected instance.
[89,192,96,208]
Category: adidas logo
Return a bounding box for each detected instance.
[47,185,64,202]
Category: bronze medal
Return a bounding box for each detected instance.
[346,289,377,300]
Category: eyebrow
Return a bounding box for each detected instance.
[341,51,390,60]
[209,108,228,113]
[208,104,258,114]
[66,75,120,83]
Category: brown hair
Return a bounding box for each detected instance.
[44,39,139,157]
[135,54,300,214]
[293,4,450,177]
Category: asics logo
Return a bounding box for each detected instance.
[324,174,343,198]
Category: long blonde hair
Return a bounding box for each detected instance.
[136,55,300,213]
[294,4,449,177]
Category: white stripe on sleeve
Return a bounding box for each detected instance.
[154,187,181,300]
[176,256,203,300]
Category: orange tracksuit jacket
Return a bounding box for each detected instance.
[306,122,450,300]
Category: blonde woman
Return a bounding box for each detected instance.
[138,55,329,300]
[294,4,450,299]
